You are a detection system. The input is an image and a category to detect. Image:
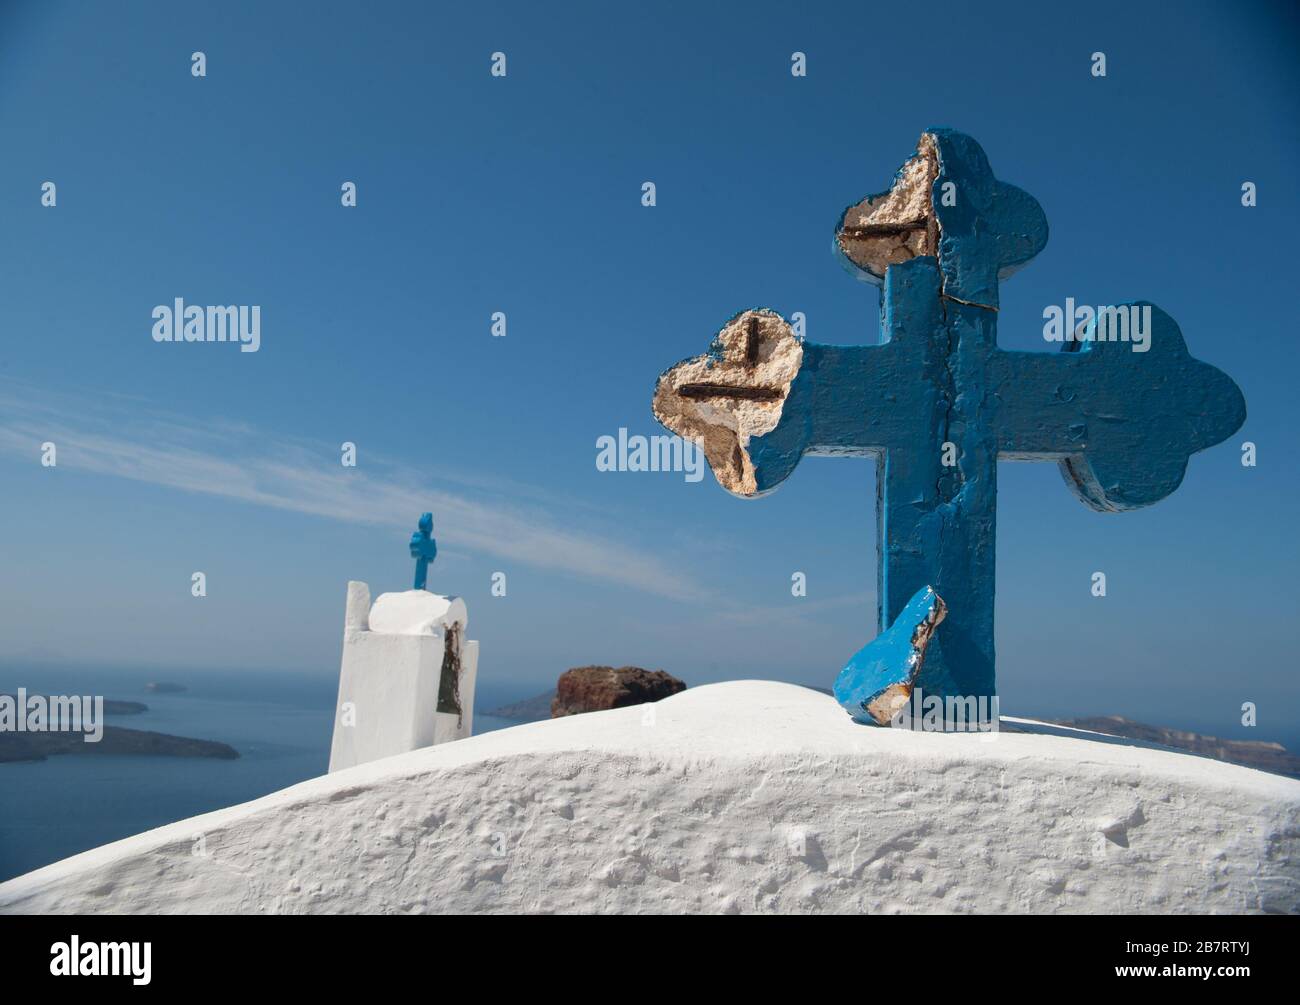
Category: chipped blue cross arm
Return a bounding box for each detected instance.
[651,129,1246,712]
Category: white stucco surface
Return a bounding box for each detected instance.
[3,681,1295,914]
[368,590,468,636]
[328,583,477,773]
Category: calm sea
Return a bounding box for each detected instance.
[0,666,520,883]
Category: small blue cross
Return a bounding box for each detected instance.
[409,512,437,591]
[652,129,1246,719]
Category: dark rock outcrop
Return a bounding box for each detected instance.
[551,666,686,718]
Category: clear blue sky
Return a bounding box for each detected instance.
[0,0,1296,739]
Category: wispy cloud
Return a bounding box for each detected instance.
[0,380,715,602]
[712,590,876,630]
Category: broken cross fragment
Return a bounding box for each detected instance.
[651,309,803,496]
[833,585,947,726]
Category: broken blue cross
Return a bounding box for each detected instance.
[652,129,1245,723]
[410,512,437,591]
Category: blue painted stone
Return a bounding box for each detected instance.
[834,585,948,725]
[409,512,437,591]
[651,129,1247,714]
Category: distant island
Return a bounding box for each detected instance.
[0,695,147,716]
[0,725,238,763]
[104,699,148,715]
[145,682,187,694]
[0,692,236,763]
[1049,715,1300,780]
[485,690,554,722]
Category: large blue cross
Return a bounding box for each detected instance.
[651,129,1245,717]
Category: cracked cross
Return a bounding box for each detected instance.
[651,129,1246,724]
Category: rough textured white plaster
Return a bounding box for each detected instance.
[458,640,478,739]
[3,682,1295,915]
[344,580,371,632]
[368,590,467,636]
